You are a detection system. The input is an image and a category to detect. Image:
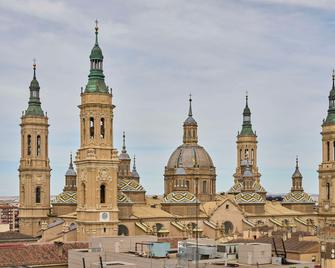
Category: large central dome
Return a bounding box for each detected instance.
[163,96,216,202]
[167,144,214,169]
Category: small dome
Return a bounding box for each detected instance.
[66,169,76,176]
[235,192,265,204]
[131,169,140,178]
[282,192,314,204]
[118,192,132,203]
[118,179,144,192]
[119,152,131,160]
[163,191,198,204]
[29,78,40,90]
[90,45,103,60]
[166,144,214,169]
[184,116,197,125]
[52,191,77,204]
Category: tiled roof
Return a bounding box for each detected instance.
[282,191,314,204]
[0,242,88,267]
[163,191,198,204]
[0,232,37,243]
[52,191,77,204]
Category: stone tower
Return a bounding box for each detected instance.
[233,94,261,183]
[19,62,51,236]
[118,132,132,180]
[75,22,119,241]
[319,71,335,225]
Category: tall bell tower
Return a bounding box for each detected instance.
[318,71,335,225]
[19,62,51,236]
[75,22,119,241]
[233,93,261,183]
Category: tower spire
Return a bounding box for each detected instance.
[296,155,299,169]
[188,94,193,117]
[240,91,254,136]
[122,131,127,153]
[85,20,107,93]
[33,58,36,79]
[69,152,74,170]
[324,70,335,124]
[183,94,198,144]
[133,155,137,171]
[25,60,44,116]
[95,19,99,45]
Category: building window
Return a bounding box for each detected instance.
[327,141,330,161]
[223,221,234,235]
[82,118,85,142]
[186,180,190,190]
[89,117,94,138]
[226,204,229,209]
[100,118,105,138]
[100,184,106,203]
[202,181,207,194]
[118,225,129,236]
[36,135,41,156]
[103,227,106,233]
[251,149,254,161]
[327,182,330,200]
[27,135,32,155]
[35,187,41,203]
[239,149,242,161]
[82,183,86,205]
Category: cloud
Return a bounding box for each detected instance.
[0,0,332,196]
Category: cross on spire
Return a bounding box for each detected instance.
[188,93,193,117]
[122,131,127,153]
[246,90,249,107]
[296,155,299,168]
[332,69,335,89]
[94,19,99,45]
[33,58,36,79]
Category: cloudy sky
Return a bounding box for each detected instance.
[0,0,335,196]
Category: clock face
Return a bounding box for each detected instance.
[100,212,109,222]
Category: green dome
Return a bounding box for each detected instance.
[25,66,44,117]
[90,44,103,60]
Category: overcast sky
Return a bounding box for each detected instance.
[1,0,335,196]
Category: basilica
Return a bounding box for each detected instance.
[18,23,332,243]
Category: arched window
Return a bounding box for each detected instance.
[89,117,94,138]
[82,183,86,205]
[27,135,32,155]
[100,184,106,203]
[118,224,129,236]
[202,181,207,194]
[156,223,163,232]
[186,180,190,190]
[35,187,41,203]
[36,135,41,156]
[327,182,330,200]
[251,149,254,161]
[223,221,234,235]
[100,118,105,138]
[82,118,85,143]
[327,141,330,161]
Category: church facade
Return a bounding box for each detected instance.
[18,23,328,243]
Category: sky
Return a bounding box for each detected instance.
[0,0,335,196]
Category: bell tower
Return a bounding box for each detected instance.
[234,93,261,183]
[75,22,119,241]
[318,71,335,225]
[19,61,51,236]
